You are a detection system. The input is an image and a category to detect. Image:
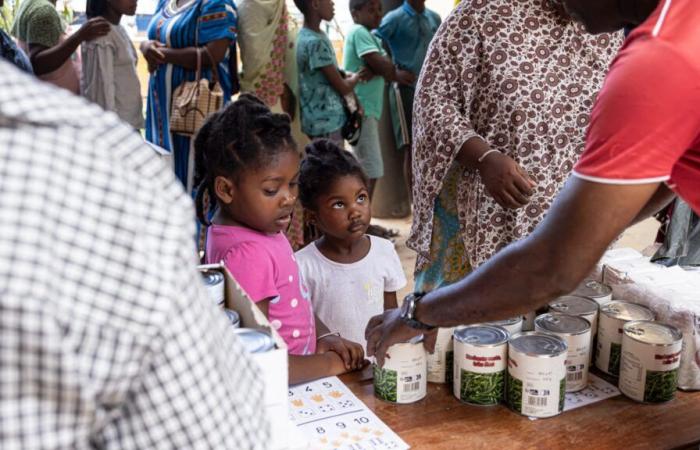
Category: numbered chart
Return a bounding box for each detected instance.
[288,377,409,450]
[563,373,620,411]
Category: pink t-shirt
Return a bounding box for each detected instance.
[206,225,316,355]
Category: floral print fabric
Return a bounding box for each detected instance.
[408,0,623,270]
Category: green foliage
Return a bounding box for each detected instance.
[373,364,398,403]
[460,369,504,405]
[644,369,678,403]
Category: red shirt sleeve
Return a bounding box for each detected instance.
[573,38,700,184]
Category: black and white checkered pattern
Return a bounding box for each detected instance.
[0,62,268,449]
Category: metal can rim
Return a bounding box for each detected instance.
[454,325,509,347]
[534,313,591,337]
[622,320,683,346]
[548,295,599,315]
[508,331,568,358]
[600,301,655,321]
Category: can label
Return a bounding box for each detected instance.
[562,331,591,392]
[453,340,507,405]
[374,343,427,404]
[507,351,566,418]
[427,327,455,384]
[596,313,624,376]
[619,336,682,403]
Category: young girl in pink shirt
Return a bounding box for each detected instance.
[197,94,365,384]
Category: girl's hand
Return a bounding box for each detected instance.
[140,40,166,72]
[77,17,111,42]
[478,151,537,209]
[317,335,366,371]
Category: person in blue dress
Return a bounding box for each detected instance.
[141,0,238,190]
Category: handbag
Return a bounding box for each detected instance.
[170,47,224,137]
[341,91,363,146]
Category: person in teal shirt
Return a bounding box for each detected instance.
[376,0,440,200]
[344,0,414,196]
[294,0,365,141]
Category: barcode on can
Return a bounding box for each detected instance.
[404,382,420,392]
[567,371,583,382]
[527,396,547,407]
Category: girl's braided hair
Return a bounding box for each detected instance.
[193,93,297,225]
[299,138,369,210]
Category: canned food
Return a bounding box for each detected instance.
[201,269,225,307]
[596,301,655,376]
[535,313,591,392]
[427,327,456,384]
[374,335,427,404]
[521,312,536,332]
[549,295,599,363]
[224,308,240,328]
[507,332,568,418]
[573,280,613,306]
[483,317,523,337]
[619,321,683,403]
[453,325,509,405]
[233,328,275,353]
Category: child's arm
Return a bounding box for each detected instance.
[319,65,369,96]
[314,315,365,371]
[383,291,399,310]
[361,53,416,86]
[256,299,357,385]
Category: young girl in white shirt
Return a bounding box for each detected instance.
[82,0,143,129]
[296,139,406,349]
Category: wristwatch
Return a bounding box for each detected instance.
[400,292,436,330]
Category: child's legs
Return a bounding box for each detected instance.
[351,116,384,198]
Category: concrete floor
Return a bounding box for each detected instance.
[373,216,660,300]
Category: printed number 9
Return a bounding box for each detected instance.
[336,422,346,429]
[316,427,325,434]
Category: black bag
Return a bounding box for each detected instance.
[341,92,362,146]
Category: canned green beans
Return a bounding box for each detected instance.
[374,335,427,404]
[201,269,225,307]
[484,317,523,337]
[596,301,655,376]
[619,321,683,403]
[453,325,509,405]
[535,313,591,392]
[507,332,568,418]
[573,280,613,306]
[427,327,456,384]
[234,328,275,353]
[549,295,599,363]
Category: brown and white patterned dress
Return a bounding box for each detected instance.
[408,0,623,275]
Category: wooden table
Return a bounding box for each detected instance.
[339,367,700,450]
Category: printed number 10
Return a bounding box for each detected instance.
[354,417,369,424]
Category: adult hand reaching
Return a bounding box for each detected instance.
[140,40,166,73]
[478,151,537,209]
[77,17,111,42]
[365,308,437,367]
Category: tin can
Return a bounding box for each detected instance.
[596,301,655,376]
[535,313,591,392]
[521,312,537,332]
[484,317,523,337]
[549,295,599,363]
[201,269,225,307]
[427,327,456,384]
[223,308,240,328]
[507,332,568,418]
[374,335,427,404]
[573,280,613,306]
[233,328,275,353]
[453,325,509,405]
[619,321,683,403]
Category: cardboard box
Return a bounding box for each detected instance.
[198,264,307,449]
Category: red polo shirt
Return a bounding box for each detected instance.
[573,0,700,213]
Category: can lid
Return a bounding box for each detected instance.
[623,320,682,345]
[454,325,509,346]
[224,308,240,327]
[509,331,568,357]
[485,316,523,327]
[233,328,275,353]
[573,280,612,299]
[549,295,598,316]
[601,301,655,321]
[201,270,225,305]
[535,313,590,335]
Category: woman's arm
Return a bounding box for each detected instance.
[159,38,231,70]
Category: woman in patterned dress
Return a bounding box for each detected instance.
[409,0,623,292]
[142,0,238,190]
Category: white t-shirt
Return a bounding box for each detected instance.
[295,235,407,348]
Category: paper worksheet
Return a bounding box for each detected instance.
[563,373,621,411]
[288,376,409,450]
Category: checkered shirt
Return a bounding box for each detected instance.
[0,62,269,449]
